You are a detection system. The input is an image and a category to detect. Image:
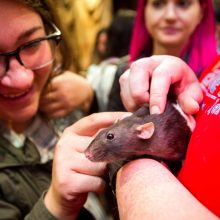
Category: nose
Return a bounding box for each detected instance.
[0,57,34,88]
[164,3,178,19]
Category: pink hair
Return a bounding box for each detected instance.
[129,0,217,75]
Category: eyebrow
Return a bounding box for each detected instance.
[16,26,43,42]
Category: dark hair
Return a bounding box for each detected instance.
[105,10,135,58]
[92,28,109,64]
[213,0,220,22]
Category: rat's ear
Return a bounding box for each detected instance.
[136,122,155,139]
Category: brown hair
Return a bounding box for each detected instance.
[22,0,79,73]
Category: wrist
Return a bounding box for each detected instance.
[44,186,83,220]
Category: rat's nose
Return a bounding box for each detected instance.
[84,149,93,160]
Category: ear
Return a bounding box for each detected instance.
[136,122,155,140]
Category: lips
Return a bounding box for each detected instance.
[161,27,180,34]
[0,88,31,99]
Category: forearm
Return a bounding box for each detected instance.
[116,159,218,220]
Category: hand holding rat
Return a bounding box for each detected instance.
[44,111,127,219]
[119,55,203,115]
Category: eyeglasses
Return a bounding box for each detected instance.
[0,22,61,78]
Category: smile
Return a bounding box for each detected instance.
[0,88,31,99]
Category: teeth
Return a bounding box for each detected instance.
[0,89,30,98]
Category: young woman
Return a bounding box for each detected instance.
[107,0,217,111]
[0,0,100,219]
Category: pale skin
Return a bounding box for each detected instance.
[145,0,203,56]
[0,0,52,132]
[119,55,203,114]
[116,159,219,220]
[117,55,218,219]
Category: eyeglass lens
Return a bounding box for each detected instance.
[0,38,56,78]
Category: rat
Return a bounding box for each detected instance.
[84,99,193,164]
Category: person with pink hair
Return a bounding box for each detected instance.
[130,0,217,75]
[116,54,220,219]
[107,0,218,111]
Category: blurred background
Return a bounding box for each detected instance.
[46,0,138,73]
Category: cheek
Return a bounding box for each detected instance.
[180,9,202,35]
[34,64,52,90]
[34,66,49,94]
[145,8,161,35]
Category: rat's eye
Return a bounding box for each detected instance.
[107,133,114,140]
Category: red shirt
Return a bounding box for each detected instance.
[178,55,220,217]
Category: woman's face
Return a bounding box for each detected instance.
[0,0,53,130]
[145,0,203,48]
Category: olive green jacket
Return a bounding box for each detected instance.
[0,134,55,219]
[0,113,94,219]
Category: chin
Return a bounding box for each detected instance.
[7,105,39,125]
[161,36,183,45]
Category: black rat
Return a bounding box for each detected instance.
[85,99,193,164]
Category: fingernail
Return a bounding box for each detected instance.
[150,106,161,114]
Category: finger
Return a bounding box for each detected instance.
[149,56,201,114]
[120,59,156,112]
[54,138,106,176]
[40,91,58,105]
[129,58,152,104]
[120,69,137,111]
[57,149,107,176]
[55,135,107,176]
[40,101,63,115]
[73,152,107,176]
[66,112,128,136]
[177,82,203,115]
[149,63,172,114]
[68,173,106,193]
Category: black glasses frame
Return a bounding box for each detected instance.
[0,23,61,73]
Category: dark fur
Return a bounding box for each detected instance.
[85,100,191,163]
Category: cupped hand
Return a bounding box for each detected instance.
[40,71,94,118]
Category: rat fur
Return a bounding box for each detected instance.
[85,99,192,163]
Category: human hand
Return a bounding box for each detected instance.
[40,71,94,118]
[44,111,127,219]
[116,159,219,220]
[120,55,203,115]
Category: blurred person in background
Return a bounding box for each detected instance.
[87,10,135,111]
[107,0,217,111]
